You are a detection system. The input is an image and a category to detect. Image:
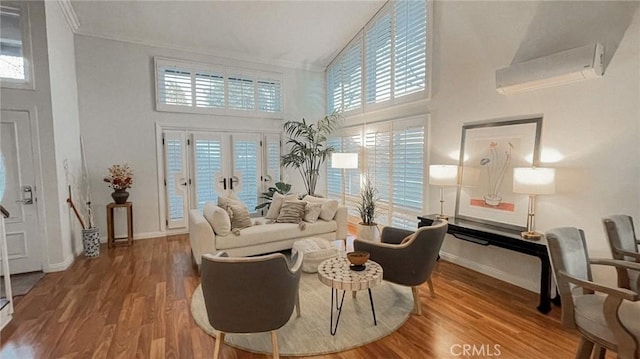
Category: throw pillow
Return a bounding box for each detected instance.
[265,192,298,219]
[303,202,322,223]
[303,195,339,221]
[218,196,252,229]
[202,203,231,236]
[276,201,306,224]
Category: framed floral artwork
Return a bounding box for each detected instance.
[455,117,542,231]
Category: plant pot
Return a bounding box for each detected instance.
[484,194,502,206]
[357,223,380,242]
[111,189,129,204]
[82,227,100,258]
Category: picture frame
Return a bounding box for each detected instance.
[455,117,543,231]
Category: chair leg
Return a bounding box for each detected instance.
[271,330,279,359]
[214,332,225,359]
[296,292,301,317]
[575,337,594,359]
[591,344,605,359]
[427,277,436,298]
[411,286,422,315]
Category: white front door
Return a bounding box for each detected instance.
[0,109,42,274]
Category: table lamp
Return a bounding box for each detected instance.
[513,167,556,240]
[331,153,359,205]
[429,164,458,220]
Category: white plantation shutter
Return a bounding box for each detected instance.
[192,133,226,210]
[232,135,261,213]
[365,9,392,105]
[195,71,225,108]
[163,131,189,229]
[364,124,391,226]
[326,64,342,114]
[394,0,427,97]
[391,123,424,229]
[265,135,281,184]
[342,40,362,112]
[159,66,192,106]
[326,137,343,201]
[257,78,282,113]
[228,75,255,111]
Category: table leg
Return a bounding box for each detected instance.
[537,254,552,314]
[368,288,377,326]
[330,288,346,336]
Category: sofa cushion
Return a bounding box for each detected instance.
[303,195,339,221]
[218,196,252,229]
[266,192,298,219]
[303,202,322,223]
[202,203,231,236]
[216,220,338,250]
[276,201,306,223]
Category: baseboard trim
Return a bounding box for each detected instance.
[99,230,183,243]
[45,254,75,272]
[439,251,538,293]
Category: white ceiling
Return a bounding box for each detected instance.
[70,0,386,71]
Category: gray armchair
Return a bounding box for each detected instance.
[546,227,640,359]
[603,215,640,292]
[353,220,448,315]
[200,251,303,359]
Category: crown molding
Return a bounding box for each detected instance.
[73,31,326,73]
[57,0,80,33]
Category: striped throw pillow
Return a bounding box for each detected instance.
[276,201,306,223]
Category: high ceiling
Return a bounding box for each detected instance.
[70,0,386,71]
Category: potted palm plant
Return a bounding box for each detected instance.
[281,111,342,196]
[356,173,380,241]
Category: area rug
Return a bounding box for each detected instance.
[190,272,413,356]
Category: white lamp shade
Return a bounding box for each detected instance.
[429,165,458,186]
[513,167,556,195]
[331,153,359,169]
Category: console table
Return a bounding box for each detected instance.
[418,214,559,314]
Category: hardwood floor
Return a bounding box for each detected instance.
[0,234,592,358]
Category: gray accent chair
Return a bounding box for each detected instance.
[200,251,303,359]
[546,227,640,359]
[353,220,448,315]
[603,215,640,293]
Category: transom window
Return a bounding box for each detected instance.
[0,2,33,89]
[155,58,283,117]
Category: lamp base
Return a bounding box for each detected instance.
[521,231,543,240]
[436,214,449,220]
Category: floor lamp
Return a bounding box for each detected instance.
[429,165,458,220]
[331,153,359,205]
[513,167,556,240]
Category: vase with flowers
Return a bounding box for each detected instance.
[104,163,133,204]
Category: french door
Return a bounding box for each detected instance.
[161,129,280,230]
[0,109,42,274]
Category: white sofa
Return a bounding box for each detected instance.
[189,204,347,268]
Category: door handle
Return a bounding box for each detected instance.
[219,178,227,190]
[229,176,237,190]
[17,185,34,205]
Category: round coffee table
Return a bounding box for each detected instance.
[317,256,383,335]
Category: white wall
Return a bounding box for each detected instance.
[426,1,640,291]
[45,1,83,259]
[74,36,325,238]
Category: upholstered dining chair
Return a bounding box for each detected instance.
[353,220,448,315]
[546,227,640,359]
[200,251,303,359]
[603,215,640,293]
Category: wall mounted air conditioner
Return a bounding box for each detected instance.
[496,43,604,94]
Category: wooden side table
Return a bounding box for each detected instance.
[106,202,133,248]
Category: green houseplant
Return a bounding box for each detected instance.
[281,112,342,196]
[356,173,380,241]
[255,182,292,210]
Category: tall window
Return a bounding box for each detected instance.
[0,3,32,88]
[328,117,425,229]
[156,58,283,117]
[327,0,429,114]
[326,38,362,114]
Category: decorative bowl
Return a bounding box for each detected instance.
[347,251,370,266]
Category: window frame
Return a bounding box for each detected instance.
[155,57,283,119]
[0,1,34,90]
